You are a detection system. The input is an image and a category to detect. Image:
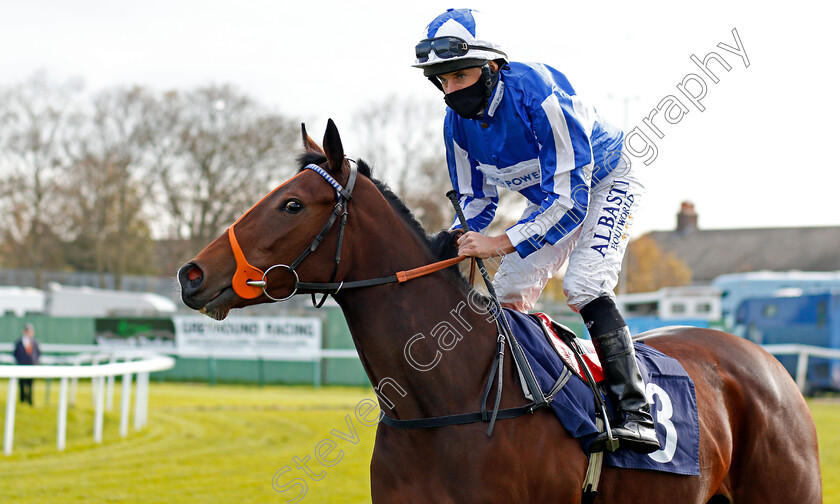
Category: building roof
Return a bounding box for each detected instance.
[646,225,840,283]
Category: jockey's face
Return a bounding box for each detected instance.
[436,67,483,94]
[436,61,499,94]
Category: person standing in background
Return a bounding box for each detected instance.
[13,323,40,406]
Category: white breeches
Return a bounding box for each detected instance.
[492,163,644,312]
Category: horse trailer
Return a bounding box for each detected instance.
[734,292,840,392]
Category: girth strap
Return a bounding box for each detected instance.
[379,403,539,430]
[379,363,572,431]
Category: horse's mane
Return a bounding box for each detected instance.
[296,151,461,266]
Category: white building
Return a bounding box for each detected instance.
[616,286,722,321]
[0,283,177,318]
[0,287,46,316]
[45,283,177,317]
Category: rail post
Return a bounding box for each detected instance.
[120,373,132,437]
[134,372,147,430]
[795,351,809,393]
[4,378,18,455]
[106,355,117,411]
[93,376,105,443]
[57,377,69,450]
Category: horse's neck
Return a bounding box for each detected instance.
[337,276,504,420]
[333,217,507,419]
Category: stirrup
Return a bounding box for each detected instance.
[588,410,620,453]
[589,428,620,454]
[590,418,660,454]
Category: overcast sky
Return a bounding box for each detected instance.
[2,0,837,235]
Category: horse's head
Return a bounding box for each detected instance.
[178,119,360,320]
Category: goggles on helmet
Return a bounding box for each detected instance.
[415,36,505,63]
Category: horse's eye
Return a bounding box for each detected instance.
[281,199,303,214]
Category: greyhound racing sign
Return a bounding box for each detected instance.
[173,315,322,360]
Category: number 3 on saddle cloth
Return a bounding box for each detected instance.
[505,309,700,476]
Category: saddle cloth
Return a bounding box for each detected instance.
[532,312,605,382]
[504,309,700,476]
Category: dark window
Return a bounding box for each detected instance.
[625,302,658,316]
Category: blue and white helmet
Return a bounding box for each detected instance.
[413,8,508,77]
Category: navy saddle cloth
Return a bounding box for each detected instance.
[504,309,700,476]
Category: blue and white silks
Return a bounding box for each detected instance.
[445,62,625,258]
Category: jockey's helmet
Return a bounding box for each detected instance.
[413,8,508,78]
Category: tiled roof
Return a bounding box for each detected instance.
[645,226,840,283]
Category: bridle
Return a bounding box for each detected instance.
[227,161,466,307]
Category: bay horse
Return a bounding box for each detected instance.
[178,120,822,503]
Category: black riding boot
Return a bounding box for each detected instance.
[580,297,660,454]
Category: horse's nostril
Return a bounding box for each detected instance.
[187,266,202,282]
[180,263,205,294]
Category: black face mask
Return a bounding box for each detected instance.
[444,65,499,120]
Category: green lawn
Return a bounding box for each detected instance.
[0,380,378,503]
[1,380,837,503]
[812,398,840,502]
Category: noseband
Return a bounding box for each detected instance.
[227,162,466,307]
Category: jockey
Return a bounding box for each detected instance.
[414,8,660,454]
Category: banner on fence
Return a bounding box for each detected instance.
[172,315,322,360]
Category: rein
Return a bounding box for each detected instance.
[227,162,468,306]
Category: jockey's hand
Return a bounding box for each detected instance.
[456,231,515,259]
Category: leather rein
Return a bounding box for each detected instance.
[227,162,467,307]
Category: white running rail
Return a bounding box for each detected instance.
[0,353,174,455]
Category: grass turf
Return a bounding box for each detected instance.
[0,380,378,503]
[1,380,837,503]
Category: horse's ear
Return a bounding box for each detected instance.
[301,123,324,154]
[322,118,345,174]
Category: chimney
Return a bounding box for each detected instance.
[676,201,697,233]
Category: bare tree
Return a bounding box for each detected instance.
[0,78,300,284]
[60,86,161,288]
[353,95,452,231]
[0,73,82,287]
[150,85,299,257]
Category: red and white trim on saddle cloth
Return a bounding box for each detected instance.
[533,313,605,383]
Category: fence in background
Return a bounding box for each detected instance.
[0,352,175,455]
[0,309,370,387]
[762,344,840,393]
